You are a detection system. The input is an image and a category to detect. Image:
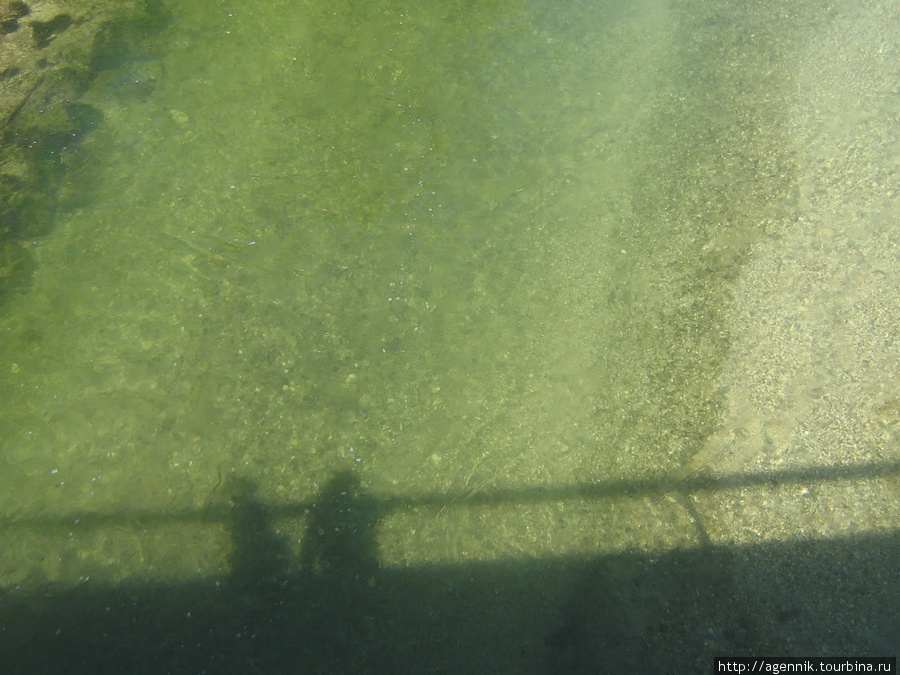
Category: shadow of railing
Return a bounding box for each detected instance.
[3,458,897,534]
[0,459,897,673]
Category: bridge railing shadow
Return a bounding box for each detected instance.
[0,459,897,673]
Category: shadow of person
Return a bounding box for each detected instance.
[299,470,379,581]
[221,470,382,669]
[298,469,382,667]
[226,475,291,592]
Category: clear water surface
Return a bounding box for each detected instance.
[0,0,827,668]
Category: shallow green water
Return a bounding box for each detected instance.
[1,0,797,582]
